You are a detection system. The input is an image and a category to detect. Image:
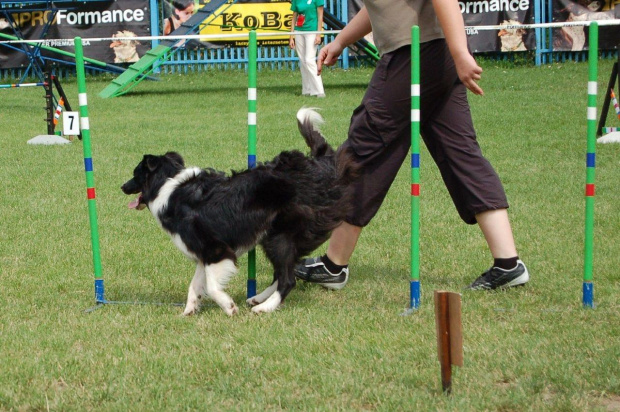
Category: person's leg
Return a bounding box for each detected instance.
[300,33,324,96]
[295,47,412,289]
[475,209,517,259]
[325,222,363,265]
[294,34,310,95]
[417,40,528,289]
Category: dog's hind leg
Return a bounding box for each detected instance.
[246,280,278,307]
[252,237,297,314]
[182,263,207,316]
[205,259,239,316]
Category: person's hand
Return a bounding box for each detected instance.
[453,53,484,96]
[317,40,344,75]
[314,34,322,45]
[289,36,295,49]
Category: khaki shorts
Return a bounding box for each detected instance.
[343,40,508,226]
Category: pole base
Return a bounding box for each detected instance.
[28,135,71,145]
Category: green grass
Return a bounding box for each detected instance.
[1,60,620,411]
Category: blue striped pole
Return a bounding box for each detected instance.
[583,22,598,308]
[247,30,257,299]
[75,37,105,304]
[410,26,421,310]
[0,82,46,88]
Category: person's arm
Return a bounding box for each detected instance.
[163,18,171,36]
[317,6,372,74]
[432,0,484,95]
[315,6,324,45]
[289,12,297,49]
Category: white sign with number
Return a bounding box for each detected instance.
[63,111,80,135]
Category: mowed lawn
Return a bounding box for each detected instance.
[0,58,619,411]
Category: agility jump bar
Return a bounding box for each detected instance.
[0,82,46,88]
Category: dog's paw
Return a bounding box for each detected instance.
[251,304,277,314]
[251,297,282,314]
[222,302,238,316]
[182,306,198,316]
[246,297,260,307]
[251,291,282,314]
[182,300,200,316]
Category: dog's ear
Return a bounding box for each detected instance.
[143,155,160,172]
[164,152,185,168]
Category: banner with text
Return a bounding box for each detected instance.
[0,0,151,69]
[552,0,619,51]
[461,0,535,52]
[197,0,293,46]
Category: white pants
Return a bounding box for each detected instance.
[294,33,325,96]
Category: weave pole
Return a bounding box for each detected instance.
[409,26,421,310]
[0,82,46,88]
[583,22,598,308]
[247,30,257,299]
[75,37,105,304]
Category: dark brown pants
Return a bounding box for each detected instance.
[343,39,508,226]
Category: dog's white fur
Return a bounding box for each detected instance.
[147,166,286,315]
[149,167,201,228]
[296,107,324,128]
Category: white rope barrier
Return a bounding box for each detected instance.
[0,30,343,44]
[0,20,618,44]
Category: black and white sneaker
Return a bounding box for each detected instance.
[466,260,529,290]
[294,257,349,290]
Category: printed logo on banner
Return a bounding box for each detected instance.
[0,0,150,69]
[552,0,618,51]
[196,0,294,46]
[460,0,535,53]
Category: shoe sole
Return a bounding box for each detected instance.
[467,268,530,291]
[498,271,529,289]
[319,279,348,290]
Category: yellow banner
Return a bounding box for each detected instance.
[200,1,293,46]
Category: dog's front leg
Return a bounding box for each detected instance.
[247,280,278,307]
[205,259,239,316]
[183,263,207,316]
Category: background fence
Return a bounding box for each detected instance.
[0,0,618,80]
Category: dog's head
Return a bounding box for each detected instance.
[110,30,140,62]
[121,152,185,210]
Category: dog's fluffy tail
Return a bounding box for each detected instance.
[297,108,335,157]
[297,107,359,187]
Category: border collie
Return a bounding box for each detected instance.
[121,108,358,315]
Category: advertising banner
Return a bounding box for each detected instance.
[0,0,151,69]
[195,0,293,46]
[552,0,619,51]
[461,0,536,52]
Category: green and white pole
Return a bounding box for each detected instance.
[75,37,105,304]
[410,26,421,310]
[247,30,257,298]
[583,22,598,308]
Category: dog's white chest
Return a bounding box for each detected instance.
[171,233,197,260]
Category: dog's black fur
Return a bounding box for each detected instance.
[121,109,358,315]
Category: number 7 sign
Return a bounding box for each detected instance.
[63,111,80,135]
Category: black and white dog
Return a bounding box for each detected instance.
[121,108,358,315]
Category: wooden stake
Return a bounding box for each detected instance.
[434,290,463,394]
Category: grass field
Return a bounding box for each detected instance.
[1,59,620,411]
